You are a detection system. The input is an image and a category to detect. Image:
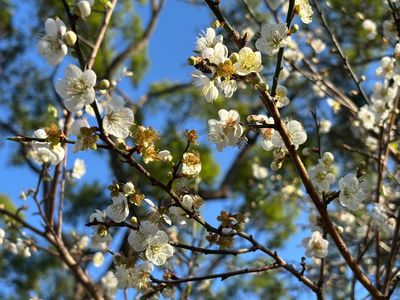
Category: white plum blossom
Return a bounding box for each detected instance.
[219,79,237,98]
[362,19,377,40]
[319,119,332,134]
[233,47,263,75]
[338,174,367,210]
[271,120,307,149]
[252,163,268,180]
[308,152,336,192]
[131,262,154,290]
[103,95,135,138]
[208,109,243,151]
[55,64,97,112]
[37,18,68,66]
[115,265,133,289]
[0,228,5,245]
[31,129,65,165]
[145,230,174,266]
[275,85,290,108]
[70,118,90,152]
[371,81,397,103]
[101,271,118,300]
[128,221,158,252]
[105,193,130,223]
[71,158,86,179]
[93,251,104,267]
[358,105,376,130]
[376,57,395,80]
[123,181,135,194]
[256,23,291,56]
[295,0,313,24]
[192,70,219,102]
[196,27,223,52]
[159,150,173,162]
[168,194,194,226]
[201,42,228,65]
[257,116,275,151]
[383,20,398,41]
[302,231,329,258]
[311,38,326,54]
[181,152,201,177]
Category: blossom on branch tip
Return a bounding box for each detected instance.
[105,193,130,223]
[302,231,329,258]
[55,64,97,113]
[192,70,219,102]
[295,0,313,24]
[271,120,307,150]
[31,129,65,165]
[37,18,67,66]
[255,23,291,56]
[338,174,367,211]
[103,95,135,138]
[208,109,243,151]
[196,27,223,52]
[145,230,174,266]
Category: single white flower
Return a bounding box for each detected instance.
[55,64,97,112]
[159,150,173,162]
[37,18,67,66]
[71,158,86,179]
[192,70,219,102]
[358,105,376,130]
[77,235,90,250]
[295,0,313,24]
[128,221,158,252]
[181,152,201,176]
[208,109,243,151]
[275,85,290,108]
[258,116,275,151]
[362,19,377,40]
[233,47,263,75]
[115,265,133,289]
[0,228,5,245]
[219,79,237,98]
[123,181,135,194]
[255,23,291,56]
[31,129,65,165]
[93,251,104,267]
[101,271,118,299]
[376,57,395,80]
[338,174,367,210]
[168,194,194,226]
[302,231,329,258]
[271,120,307,149]
[145,231,174,266]
[252,163,268,180]
[106,193,129,223]
[310,38,326,54]
[196,27,223,52]
[319,119,332,134]
[201,42,228,65]
[308,164,335,192]
[131,262,154,290]
[103,95,135,138]
[371,81,397,104]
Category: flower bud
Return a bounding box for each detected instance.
[290,24,299,34]
[77,1,92,18]
[63,30,77,47]
[229,52,240,64]
[321,152,334,165]
[123,181,135,194]
[98,79,110,90]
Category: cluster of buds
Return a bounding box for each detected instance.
[108,181,145,206]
